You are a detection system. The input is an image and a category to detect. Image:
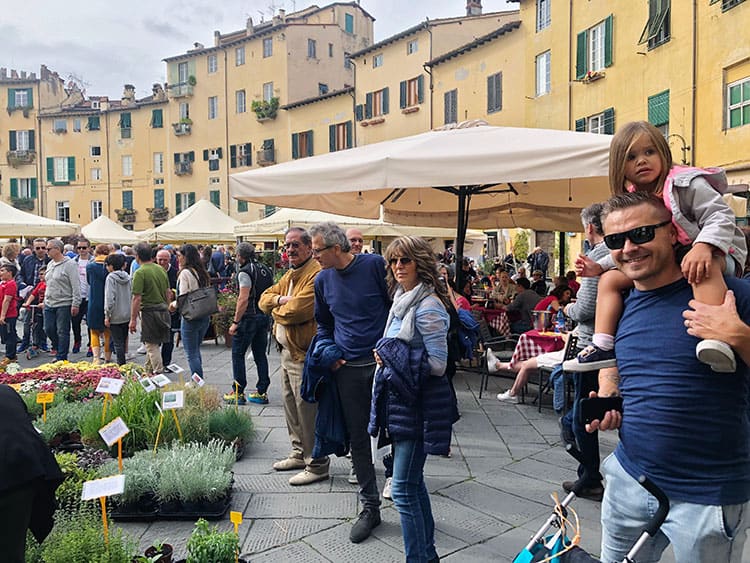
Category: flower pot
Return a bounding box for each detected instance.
[144,543,174,563]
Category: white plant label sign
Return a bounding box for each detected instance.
[98,416,130,447]
[95,377,125,395]
[81,474,126,500]
[166,363,184,374]
[191,373,205,387]
[138,377,157,393]
[155,401,164,415]
[162,390,184,410]
[151,373,172,387]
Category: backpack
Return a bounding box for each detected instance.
[248,261,274,313]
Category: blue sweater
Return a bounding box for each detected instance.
[314,253,390,360]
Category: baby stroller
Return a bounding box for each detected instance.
[513,445,669,563]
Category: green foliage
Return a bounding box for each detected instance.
[37,399,101,441]
[250,97,279,119]
[21,391,64,419]
[25,531,44,563]
[513,229,530,263]
[101,452,158,505]
[186,518,239,563]
[208,407,253,443]
[54,451,102,509]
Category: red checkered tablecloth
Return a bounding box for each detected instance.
[472,306,511,337]
[508,330,565,370]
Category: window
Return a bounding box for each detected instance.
[91,168,102,180]
[236,90,246,113]
[407,39,418,55]
[203,147,223,171]
[47,156,74,185]
[122,155,133,177]
[536,0,551,31]
[9,130,33,151]
[308,39,317,59]
[373,54,383,68]
[400,75,424,108]
[576,15,613,79]
[154,189,165,208]
[87,116,100,130]
[291,130,314,159]
[263,37,273,58]
[263,82,274,103]
[209,190,221,207]
[235,46,245,66]
[365,88,389,118]
[721,0,746,11]
[73,119,81,132]
[648,90,670,136]
[329,121,353,152]
[319,83,329,95]
[91,200,103,220]
[9,88,32,108]
[10,178,37,199]
[178,62,189,83]
[151,109,163,128]
[209,177,220,184]
[207,54,218,73]
[639,0,670,49]
[487,72,503,114]
[91,100,100,109]
[727,77,750,129]
[345,13,354,34]
[174,151,195,175]
[56,201,70,222]
[208,96,218,120]
[154,152,164,175]
[535,51,551,96]
[90,146,101,157]
[54,119,67,133]
[344,52,352,69]
[238,200,249,212]
[154,178,164,185]
[119,112,131,139]
[444,89,458,124]
[122,190,133,210]
[175,192,196,214]
[329,43,334,58]
[230,143,252,167]
[179,102,190,120]
[575,108,615,135]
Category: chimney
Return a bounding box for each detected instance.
[466,0,482,16]
[214,29,222,46]
[122,84,136,105]
[0,68,6,79]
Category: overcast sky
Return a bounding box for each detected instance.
[0,0,514,100]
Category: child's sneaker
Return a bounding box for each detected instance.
[563,344,616,372]
[26,347,39,360]
[696,339,736,373]
[247,391,269,405]
[223,390,247,405]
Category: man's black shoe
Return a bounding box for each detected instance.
[562,480,604,502]
[558,416,576,448]
[349,509,381,543]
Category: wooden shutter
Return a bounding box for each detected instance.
[30,178,37,199]
[210,190,220,207]
[10,179,18,198]
[400,81,407,108]
[487,75,496,113]
[329,124,337,152]
[576,30,588,79]
[152,109,163,127]
[154,189,164,208]
[648,90,670,126]
[217,147,223,159]
[382,87,389,114]
[355,104,364,121]
[291,133,299,159]
[307,131,314,157]
[46,158,54,182]
[417,75,424,104]
[174,153,180,164]
[365,92,373,119]
[230,145,237,168]
[604,15,614,68]
[28,130,35,150]
[603,107,615,134]
[67,157,76,182]
[243,143,251,166]
[238,200,248,212]
[188,151,195,162]
[175,194,182,214]
[9,131,16,151]
[203,149,209,161]
[188,192,196,206]
[346,121,353,149]
[575,118,586,132]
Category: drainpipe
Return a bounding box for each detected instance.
[425,20,434,129]
[568,0,573,131]
[349,57,358,146]
[223,48,230,212]
[35,81,43,218]
[690,0,697,165]
[105,110,112,216]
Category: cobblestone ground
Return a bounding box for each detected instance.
[26,329,734,561]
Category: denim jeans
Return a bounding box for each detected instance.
[44,305,72,360]
[71,298,88,346]
[1,317,18,360]
[392,439,438,562]
[561,367,602,486]
[109,323,128,365]
[600,453,750,562]
[181,316,210,378]
[230,314,269,394]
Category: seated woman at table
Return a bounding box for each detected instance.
[490,270,517,307]
[534,285,572,314]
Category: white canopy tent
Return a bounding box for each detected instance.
[0,200,79,237]
[139,199,241,244]
[81,215,142,245]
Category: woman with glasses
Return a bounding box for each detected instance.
[172,244,212,378]
[370,236,457,563]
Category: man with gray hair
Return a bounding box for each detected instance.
[43,239,80,361]
[310,221,390,543]
[224,242,270,405]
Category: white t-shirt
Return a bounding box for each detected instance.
[77,257,90,298]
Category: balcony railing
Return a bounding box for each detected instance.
[175,162,193,176]
[168,82,194,98]
[256,148,276,166]
[172,122,192,136]
[6,149,36,167]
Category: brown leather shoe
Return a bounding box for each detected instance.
[562,480,604,502]
[289,470,329,486]
[273,457,306,471]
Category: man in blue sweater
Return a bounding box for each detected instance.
[590,192,750,561]
[310,222,390,544]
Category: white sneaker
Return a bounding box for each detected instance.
[486,348,500,373]
[696,339,736,373]
[137,344,147,354]
[347,465,358,485]
[382,477,393,500]
[497,390,519,403]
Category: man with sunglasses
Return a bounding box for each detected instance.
[18,239,49,354]
[309,221,390,544]
[258,227,329,486]
[71,238,92,355]
[589,192,750,562]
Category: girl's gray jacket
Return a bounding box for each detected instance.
[104,270,131,324]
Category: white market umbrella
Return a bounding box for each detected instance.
[139,199,241,244]
[81,214,141,245]
[0,200,79,237]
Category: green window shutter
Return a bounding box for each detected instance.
[238,200,248,212]
[345,13,354,33]
[210,190,220,207]
[365,92,373,118]
[203,149,209,161]
[576,31,588,79]
[68,157,76,182]
[346,121,352,148]
[648,90,670,126]
[30,178,37,199]
[487,75,496,113]
[26,88,33,108]
[230,145,237,168]
[400,81,407,109]
[8,90,16,110]
[9,131,16,151]
[292,133,299,159]
[28,130,35,150]
[174,153,180,164]
[188,192,196,206]
[604,15,614,68]
[329,124,337,152]
[46,157,54,182]
[244,143,251,166]
[382,87,389,114]
[355,104,364,121]
[217,147,223,159]
[575,118,586,132]
[175,194,182,214]
[122,190,133,209]
[188,151,195,162]
[151,109,163,128]
[10,179,18,198]
[417,75,424,104]
[603,107,615,134]
[154,189,164,208]
[88,116,100,130]
[307,132,314,157]
[120,112,131,128]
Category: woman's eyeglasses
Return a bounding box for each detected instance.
[603,220,671,250]
[388,257,413,266]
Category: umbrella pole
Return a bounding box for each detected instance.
[455,187,471,291]
[558,231,566,279]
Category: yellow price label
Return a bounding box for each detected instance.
[36,392,55,404]
[229,511,243,525]
[8,383,21,392]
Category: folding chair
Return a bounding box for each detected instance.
[476,317,520,399]
[535,334,578,413]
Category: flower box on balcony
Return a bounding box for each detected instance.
[6,150,36,167]
[115,209,136,224]
[172,122,192,136]
[582,71,605,84]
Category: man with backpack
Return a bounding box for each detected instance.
[224,242,272,405]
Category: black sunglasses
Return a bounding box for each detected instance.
[283,241,302,249]
[604,220,671,250]
[388,257,413,266]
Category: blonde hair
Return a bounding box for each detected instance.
[2,242,20,261]
[383,236,451,310]
[609,121,672,196]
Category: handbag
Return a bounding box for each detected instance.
[177,285,219,321]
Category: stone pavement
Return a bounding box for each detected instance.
[23,333,706,561]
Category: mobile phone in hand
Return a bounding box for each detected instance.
[579,396,623,425]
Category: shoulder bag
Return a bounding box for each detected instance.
[177,270,219,321]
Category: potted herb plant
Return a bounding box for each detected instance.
[183,518,246,563]
[208,407,253,459]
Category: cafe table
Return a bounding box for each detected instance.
[471,305,511,336]
[507,329,565,370]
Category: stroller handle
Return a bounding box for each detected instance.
[636,475,670,537]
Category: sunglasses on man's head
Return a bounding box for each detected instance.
[603,220,671,250]
[388,257,413,266]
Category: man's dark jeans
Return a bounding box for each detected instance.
[44,305,72,360]
[71,298,88,347]
[561,367,602,486]
[230,313,269,394]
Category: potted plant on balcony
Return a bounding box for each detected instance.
[115,208,137,223]
[251,97,279,121]
[147,207,169,223]
[11,197,34,211]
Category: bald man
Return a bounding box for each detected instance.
[346,228,364,255]
[156,249,178,370]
